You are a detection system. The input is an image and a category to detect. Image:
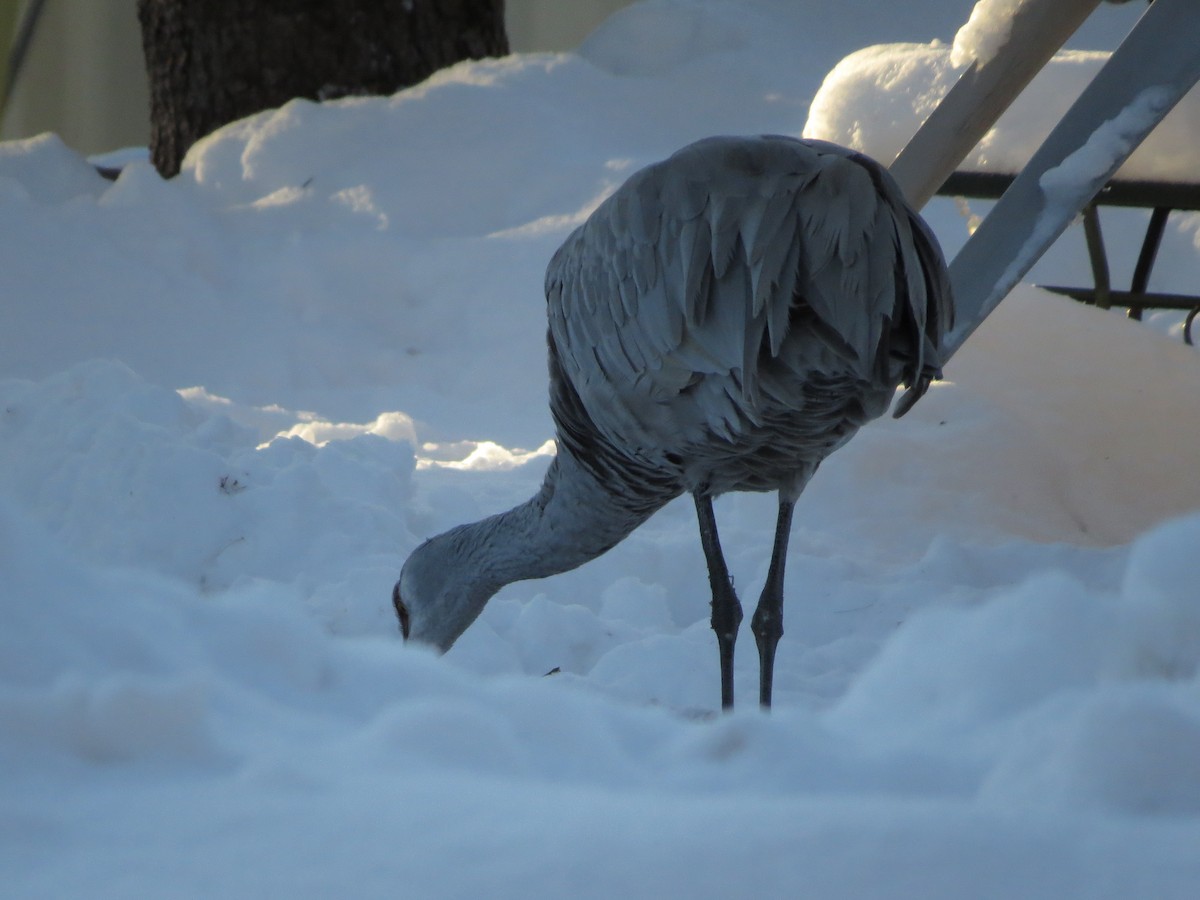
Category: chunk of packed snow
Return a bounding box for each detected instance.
[950,0,1029,68]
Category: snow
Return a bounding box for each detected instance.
[3,0,1200,896]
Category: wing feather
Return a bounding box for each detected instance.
[545,134,952,458]
[680,216,713,326]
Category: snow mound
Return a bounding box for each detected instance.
[0,361,414,629]
[0,132,109,202]
[806,43,1200,180]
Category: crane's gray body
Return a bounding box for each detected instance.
[397,135,952,655]
[546,135,952,502]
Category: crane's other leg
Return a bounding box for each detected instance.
[751,496,796,709]
[694,492,742,710]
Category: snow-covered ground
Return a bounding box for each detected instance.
[4,1,1200,896]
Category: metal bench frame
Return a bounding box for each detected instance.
[938,171,1200,344]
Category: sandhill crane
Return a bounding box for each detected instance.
[393,135,953,709]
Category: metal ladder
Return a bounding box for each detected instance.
[884,0,1200,361]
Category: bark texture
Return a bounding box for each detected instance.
[138,0,508,176]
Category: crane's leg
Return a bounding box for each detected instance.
[694,492,742,710]
[751,496,795,709]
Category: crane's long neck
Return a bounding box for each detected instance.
[460,445,674,592]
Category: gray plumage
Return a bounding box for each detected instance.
[394,135,952,706]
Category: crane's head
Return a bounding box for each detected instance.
[392,527,498,652]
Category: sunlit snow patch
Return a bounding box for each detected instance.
[275,410,418,448]
[418,439,556,471]
[267,407,552,471]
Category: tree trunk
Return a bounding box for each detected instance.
[138,0,508,177]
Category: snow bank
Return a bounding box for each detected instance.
[4,369,1200,893]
